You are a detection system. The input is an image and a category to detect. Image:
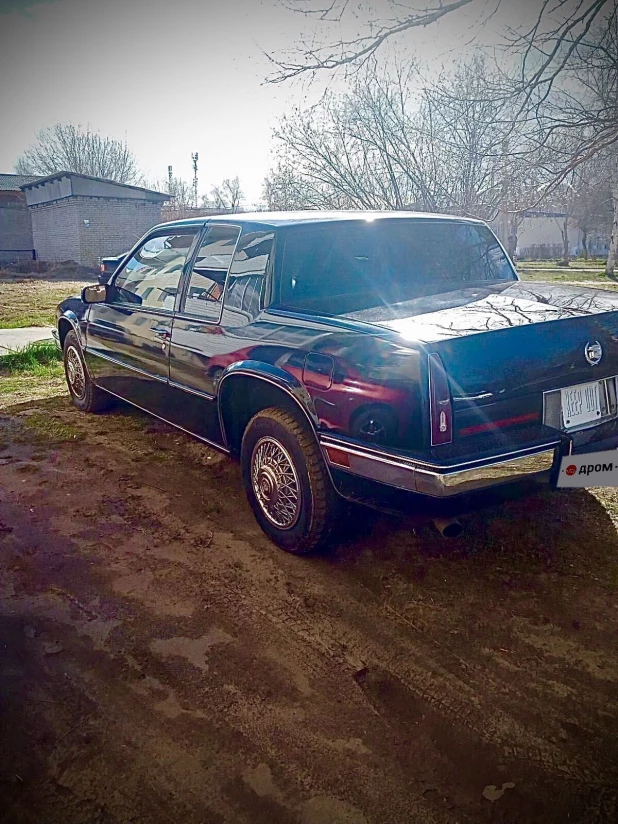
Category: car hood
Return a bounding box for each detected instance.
[339,281,618,343]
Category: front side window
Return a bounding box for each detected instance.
[111,232,196,311]
[276,220,516,315]
[183,225,241,320]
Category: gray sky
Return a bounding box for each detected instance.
[0,0,542,205]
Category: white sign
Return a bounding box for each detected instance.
[557,450,618,487]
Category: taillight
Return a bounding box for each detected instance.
[428,353,453,446]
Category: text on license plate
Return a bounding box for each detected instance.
[561,381,602,429]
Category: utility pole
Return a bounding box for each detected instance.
[191,152,199,209]
[167,165,173,194]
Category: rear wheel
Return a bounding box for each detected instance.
[240,407,340,554]
[63,331,111,413]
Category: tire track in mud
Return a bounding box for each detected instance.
[0,465,451,823]
[198,565,610,789]
[3,420,618,822]
[88,478,615,804]
[83,471,618,800]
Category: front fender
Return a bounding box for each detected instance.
[56,308,83,349]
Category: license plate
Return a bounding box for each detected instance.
[561,381,602,429]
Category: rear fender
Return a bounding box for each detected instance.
[216,360,319,452]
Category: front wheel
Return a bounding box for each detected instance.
[240,407,340,554]
[63,331,111,413]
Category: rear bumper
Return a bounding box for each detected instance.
[320,436,561,498]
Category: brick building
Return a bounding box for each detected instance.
[20,172,169,267]
[0,173,39,263]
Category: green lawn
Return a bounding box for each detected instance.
[0,340,62,373]
[515,258,616,287]
[0,340,65,409]
[0,280,87,328]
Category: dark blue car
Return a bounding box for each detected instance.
[55,211,618,553]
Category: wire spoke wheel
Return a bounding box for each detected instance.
[251,436,301,530]
[65,345,86,400]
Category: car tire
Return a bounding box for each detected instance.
[241,406,339,554]
[63,331,111,413]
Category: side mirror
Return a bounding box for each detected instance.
[82,284,108,304]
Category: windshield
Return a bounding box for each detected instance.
[276,220,516,315]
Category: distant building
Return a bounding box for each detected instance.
[493,208,610,260]
[20,172,169,267]
[0,173,39,263]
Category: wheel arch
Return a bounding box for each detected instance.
[217,361,319,457]
[57,313,80,349]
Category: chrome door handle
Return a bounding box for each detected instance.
[152,328,171,340]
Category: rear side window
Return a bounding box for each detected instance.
[224,231,274,321]
[183,225,240,321]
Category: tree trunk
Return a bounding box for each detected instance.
[581,228,588,260]
[506,214,518,259]
[560,215,570,267]
[606,182,618,278]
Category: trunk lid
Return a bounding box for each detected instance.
[340,281,618,437]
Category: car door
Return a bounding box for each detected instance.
[84,227,200,414]
[168,226,274,444]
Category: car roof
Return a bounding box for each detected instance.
[153,210,485,231]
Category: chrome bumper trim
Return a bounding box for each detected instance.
[51,328,61,349]
[320,437,559,497]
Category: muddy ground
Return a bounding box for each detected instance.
[1,393,618,824]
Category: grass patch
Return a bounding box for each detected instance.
[0,340,63,375]
[17,411,83,443]
[0,280,88,328]
[0,342,65,409]
[0,375,66,410]
[518,257,606,269]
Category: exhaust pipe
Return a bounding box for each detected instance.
[432,517,463,539]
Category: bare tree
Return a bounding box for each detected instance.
[269,2,618,187]
[167,176,194,209]
[269,2,618,271]
[269,0,477,81]
[268,56,546,226]
[269,0,613,94]
[264,159,317,210]
[547,10,618,274]
[208,177,244,212]
[15,123,142,184]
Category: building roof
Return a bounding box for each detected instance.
[523,209,567,219]
[19,171,168,198]
[155,209,484,231]
[0,173,40,191]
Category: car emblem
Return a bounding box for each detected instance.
[584,341,603,366]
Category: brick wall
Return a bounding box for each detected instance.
[75,198,163,266]
[29,197,163,266]
[30,200,80,264]
[0,193,34,263]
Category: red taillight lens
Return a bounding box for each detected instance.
[428,353,453,446]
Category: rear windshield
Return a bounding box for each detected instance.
[275,220,516,315]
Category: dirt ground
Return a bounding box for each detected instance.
[1,389,618,824]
